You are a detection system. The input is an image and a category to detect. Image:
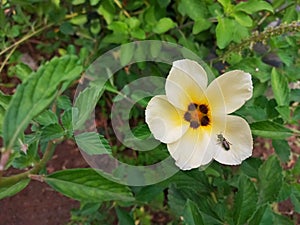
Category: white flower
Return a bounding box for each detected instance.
[145,59,253,170]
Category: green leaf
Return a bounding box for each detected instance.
[248,204,269,225]
[115,207,135,225]
[45,168,134,202]
[75,202,102,216]
[282,6,298,23]
[231,57,271,83]
[67,45,77,55]
[90,19,101,35]
[73,85,104,130]
[168,171,223,224]
[0,92,11,134]
[0,90,11,111]
[217,0,232,10]
[226,52,242,65]
[108,21,128,34]
[237,106,267,121]
[70,15,87,25]
[97,0,115,24]
[0,179,30,200]
[72,0,85,5]
[231,21,249,43]
[60,22,74,35]
[150,41,162,59]
[7,25,20,38]
[144,6,157,26]
[0,8,6,29]
[168,185,187,216]
[57,95,72,110]
[135,185,166,203]
[266,99,279,119]
[0,107,5,135]
[34,110,58,126]
[216,17,234,49]
[120,43,135,66]
[61,109,72,136]
[131,124,152,140]
[125,17,141,29]
[41,124,65,142]
[249,204,293,225]
[250,121,293,139]
[233,175,258,225]
[103,33,129,44]
[272,139,290,163]
[90,0,100,6]
[291,184,300,213]
[157,0,170,8]
[278,183,292,202]
[291,158,300,176]
[273,213,294,225]
[271,68,289,106]
[130,28,146,40]
[178,0,208,20]
[234,0,274,14]
[232,11,253,27]
[183,200,205,225]
[121,118,161,158]
[192,18,212,34]
[275,105,290,121]
[290,89,300,103]
[12,141,39,169]
[152,17,176,34]
[14,63,33,81]
[277,49,294,67]
[75,132,112,155]
[3,56,82,150]
[258,156,283,204]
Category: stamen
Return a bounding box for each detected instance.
[199,104,208,114]
[188,103,198,111]
[200,116,210,126]
[184,112,192,121]
[190,121,200,129]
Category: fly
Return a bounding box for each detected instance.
[217,134,231,150]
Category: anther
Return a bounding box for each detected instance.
[200,116,210,126]
[190,121,200,129]
[188,103,198,111]
[199,104,208,114]
[184,112,192,122]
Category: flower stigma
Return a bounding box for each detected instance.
[184,103,211,129]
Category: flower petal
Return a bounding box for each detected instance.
[213,115,253,165]
[165,59,208,110]
[145,95,189,144]
[167,128,214,170]
[206,70,252,114]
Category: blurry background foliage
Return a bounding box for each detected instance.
[0,0,300,224]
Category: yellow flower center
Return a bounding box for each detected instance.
[183,103,211,129]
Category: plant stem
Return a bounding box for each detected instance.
[0,45,17,74]
[114,0,131,18]
[0,23,53,57]
[216,21,300,63]
[0,141,55,187]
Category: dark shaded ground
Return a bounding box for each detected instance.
[0,141,87,225]
[0,181,78,225]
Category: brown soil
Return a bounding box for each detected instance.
[0,140,87,225]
